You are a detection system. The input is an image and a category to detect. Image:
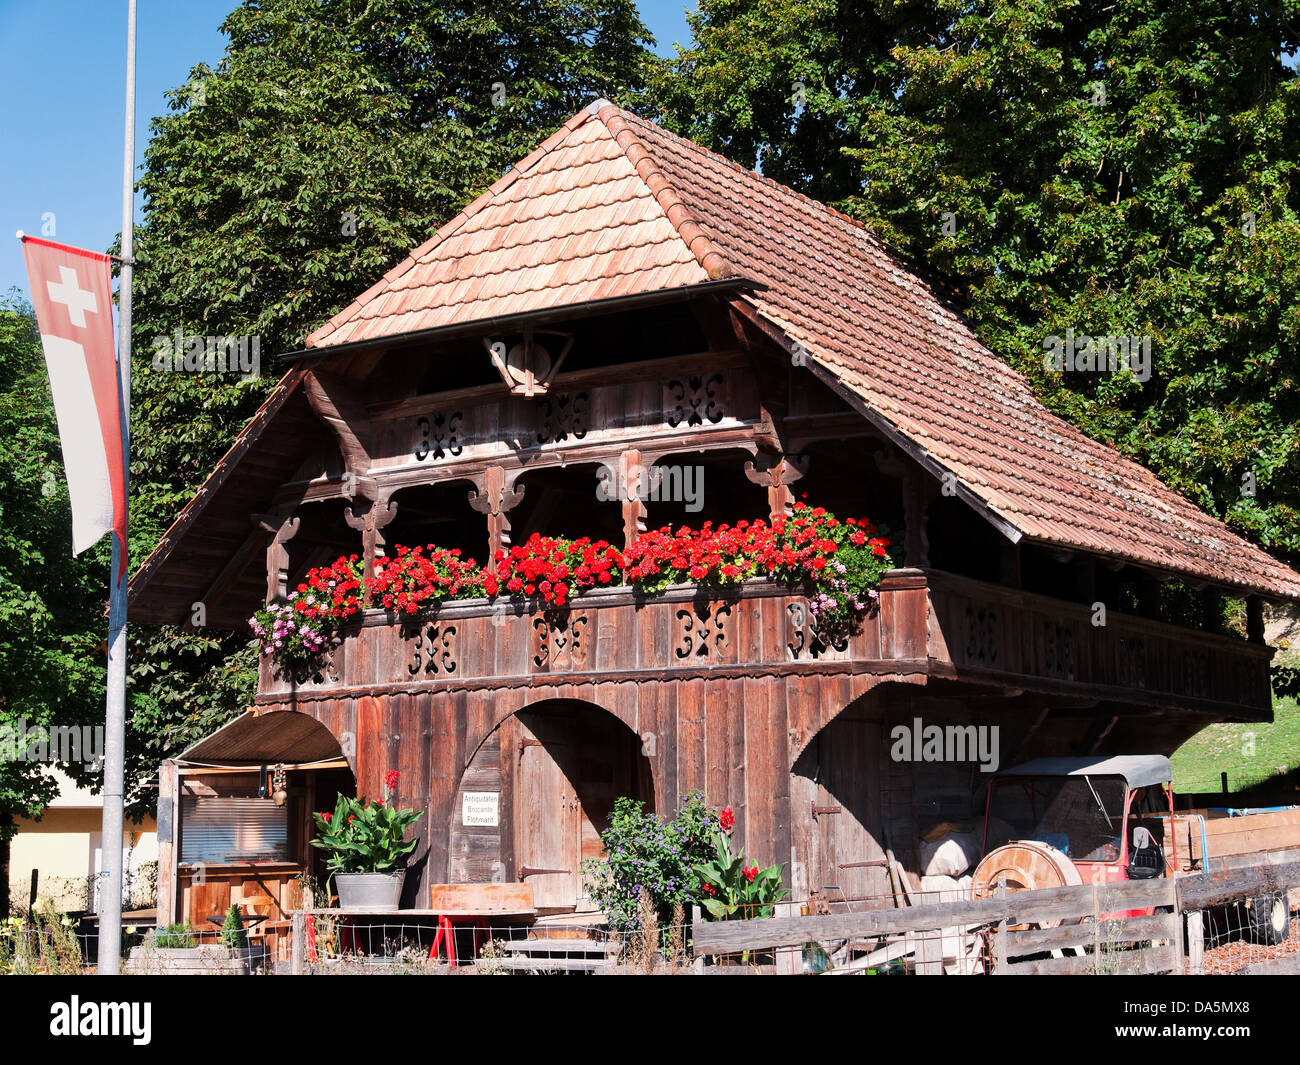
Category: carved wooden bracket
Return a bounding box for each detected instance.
[344,494,399,581]
[744,452,809,519]
[468,466,526,558]
[255,510,300,603]
[619,449,648,554]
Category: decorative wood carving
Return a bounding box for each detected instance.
[963,605,999,666]
[536,391,588,444]
[344,495,398,581]
[665,373,725,427]
[1043,623,1075,681]
[255,510,300,603]
[408,622,457,677]
[530,612,589,672]
[413,411,463,462]
[620,449,647,553]
[467,466,526,558]
[744,452,809,519]
[786,601,849,660]
[675,601,731,659]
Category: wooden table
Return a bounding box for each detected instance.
[290,903,536,967]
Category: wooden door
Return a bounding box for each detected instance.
[798,715,890,907]
[515,713,582,911]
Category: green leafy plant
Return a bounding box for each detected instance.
[154,923,198,949]
[310,771,421,874]
[219,904,247,949]
[583,793,717,935]
[697,818,789,921]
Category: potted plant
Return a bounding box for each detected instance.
[312,770,422,911]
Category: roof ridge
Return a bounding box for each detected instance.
[613,108,975,319]
[614,108,891,253]
[591,102,732,280]
[304,109,595,347]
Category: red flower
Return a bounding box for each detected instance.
[701,883,716,896]
[319,812,331,823]
[743,865,759,883]
[385,769,399,791]
[719,806,735,833]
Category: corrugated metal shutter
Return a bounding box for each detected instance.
[180,797,290,863]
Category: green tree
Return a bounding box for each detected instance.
[125,0,656,773]
[0,294,111,916]
[649,0,1300,558]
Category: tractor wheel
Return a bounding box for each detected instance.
[1247,892,1291,946]
[971,841,1082,930]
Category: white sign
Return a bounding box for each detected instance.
[462,792,499,827]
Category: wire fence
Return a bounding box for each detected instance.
[6,877,1296,974]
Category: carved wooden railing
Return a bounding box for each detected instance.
[925,570,1273,714]
[255,571,931,701]
[256,569,1272,716]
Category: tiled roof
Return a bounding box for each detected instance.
[304,101,1300,600]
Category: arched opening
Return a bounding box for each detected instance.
[644,447,768,529]
[451,699,654,915]
[791,692,891,910]
[510,464,624,545]
[286,497,358,581]
[384,479,485,562]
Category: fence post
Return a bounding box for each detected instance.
[291,911,305,975]
[774,901,799,975]
[691,905,705,973]
[993,877,1008,974]
[1186,911,1204,975]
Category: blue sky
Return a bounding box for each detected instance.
[0,1,695,301]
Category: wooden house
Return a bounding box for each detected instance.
[129,101,1300,950]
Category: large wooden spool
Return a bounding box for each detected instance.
[971,841,1082,929]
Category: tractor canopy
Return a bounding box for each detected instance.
[994,755,1172,790]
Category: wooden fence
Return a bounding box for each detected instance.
[691,862,1300,975]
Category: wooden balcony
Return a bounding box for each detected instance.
[256,569,1272,719]
[925,570,1274,718]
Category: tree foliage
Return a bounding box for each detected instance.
[0,295,108,844]
[647,0,1300,557]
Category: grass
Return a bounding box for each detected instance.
[1172,694,1300,796]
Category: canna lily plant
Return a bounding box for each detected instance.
[310,771,422,874]
[696,806,788,920]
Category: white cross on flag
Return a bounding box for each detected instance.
[20,236,127,566]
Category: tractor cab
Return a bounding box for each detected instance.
[981,756,1176,887]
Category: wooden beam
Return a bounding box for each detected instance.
[303,369,372,473]
[1247,596,1265,644]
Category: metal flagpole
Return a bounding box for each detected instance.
[98,0,136,975]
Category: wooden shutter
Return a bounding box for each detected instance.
[180,797,290,863]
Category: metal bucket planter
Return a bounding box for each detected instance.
[334,870,406,911]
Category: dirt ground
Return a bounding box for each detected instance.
[1200,911,1300,974]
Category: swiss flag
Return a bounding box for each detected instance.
[20,236,127,572]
